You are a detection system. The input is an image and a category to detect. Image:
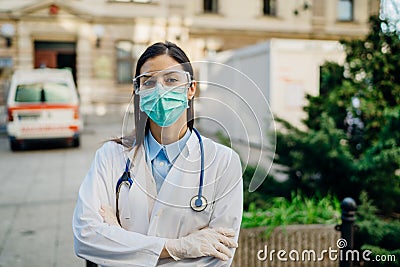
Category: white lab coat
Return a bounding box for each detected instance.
[73,131,243,267]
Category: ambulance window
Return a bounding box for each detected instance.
[15,83,41,102]
[15,83,74,103]
[43,83,73,103]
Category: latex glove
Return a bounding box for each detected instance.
[165,227,238,261]
[100,205,119,226]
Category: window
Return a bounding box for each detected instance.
[263,0,277,16]
[337,0,353,21]
[204,0,218,13]
[0,57,12,77]
[116,41,146,84]
[116,41,134,84]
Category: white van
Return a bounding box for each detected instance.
[6,68,82,151]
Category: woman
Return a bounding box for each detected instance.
[72,41,243,266]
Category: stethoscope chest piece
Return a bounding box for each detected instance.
[190,195,208,212]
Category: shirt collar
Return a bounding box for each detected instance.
[145,128,192,163]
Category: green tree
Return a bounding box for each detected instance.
[274,16,400,215]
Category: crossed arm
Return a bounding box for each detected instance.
[100,205,238,261]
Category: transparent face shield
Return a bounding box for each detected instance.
[189,61,276,193]
[120,61,276,211]
[121,92,136,149]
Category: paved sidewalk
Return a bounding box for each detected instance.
[0,111,123,267]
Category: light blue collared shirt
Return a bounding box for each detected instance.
[144,129,191,193]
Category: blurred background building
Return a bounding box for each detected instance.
[0,0,380,111]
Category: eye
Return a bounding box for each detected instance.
[166,77,179,83]
[142,79,156,88]
[164,72,185,85]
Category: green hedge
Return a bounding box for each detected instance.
[242,191,340,237]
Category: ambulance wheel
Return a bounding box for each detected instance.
[10,139,21,151]
[73,136,80,147]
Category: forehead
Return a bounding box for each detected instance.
[140,54,183,75]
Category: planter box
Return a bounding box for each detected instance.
[233,224,340,267]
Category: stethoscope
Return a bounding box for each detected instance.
[115,128,207,225]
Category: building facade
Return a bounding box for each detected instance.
[0,0,381,109]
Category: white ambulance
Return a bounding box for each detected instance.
[6,68,82,151]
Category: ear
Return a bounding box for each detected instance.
[187,80,197,100]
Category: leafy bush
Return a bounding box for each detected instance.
[354,192,400,267]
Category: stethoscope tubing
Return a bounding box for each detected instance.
[192,128,206,210]
[115,159,133,226]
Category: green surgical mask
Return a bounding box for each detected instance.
[139,83,189,127]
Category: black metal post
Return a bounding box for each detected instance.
[335,197,357,267]
[86,260,98,267]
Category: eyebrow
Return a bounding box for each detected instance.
[138,70,184,81]
[163,70,180,75]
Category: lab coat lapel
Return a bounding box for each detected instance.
[131,146,158,222]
